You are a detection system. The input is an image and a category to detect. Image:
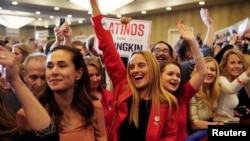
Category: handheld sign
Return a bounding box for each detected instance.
[99,17,152,57]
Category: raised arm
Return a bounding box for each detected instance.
[90,0,101,16]
[89,0,127,88]
[0,46,51,131]
[200,8,214,47]
[178,24,207,90]
[219,67,250,94]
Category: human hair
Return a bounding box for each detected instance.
[159,61,184,97]
[12,43,32,62]
[151,41,174,57]
[71,40,86,49]
[219,49,246,82]
[191,57,220,110]
[86,35,95,52]
[0,88,20,140]
[38,45,95,131]
[176,39,191,61]
[84,56,103,91]
[126,51,178,127]
[22,52,47,72]
[43,39,56,55]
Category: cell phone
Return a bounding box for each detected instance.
[59,18,65,27]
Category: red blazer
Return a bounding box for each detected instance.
[91,14,177,141]
[101,88,113,125]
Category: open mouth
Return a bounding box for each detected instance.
[134,75,143,80]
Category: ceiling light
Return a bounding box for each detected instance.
[38,18,42,21]
[78,20,83,23]
[199,1,205,5]
[36,11,41,14]
[166,7,172,10]
[0,15,34,29]
[12,1,18,5]
[54,7,60,10]
[141,11,147,14]
[50,16,54,19]
[69,0,134,14]
[67,14,72,18]
[45,25,48,28]
[0,7,2,10]
[117,14,122,18]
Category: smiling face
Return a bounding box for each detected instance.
[161,63,181,93]
[128,53,150,90]
[13,47,24,63]
[226,54,243,78]
[87,65,101,91]
[204,61,217,85]
[46,50,82,93]
[152,43,173,63]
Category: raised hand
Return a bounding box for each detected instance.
[120,16,131,24]
[0,46,20,84]
[177,23,196,42]
[200,8,214,27]
[53,26,63,44]
[60,21,72,45]
[60,21,72,39]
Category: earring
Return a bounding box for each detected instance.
[74,80,78,92]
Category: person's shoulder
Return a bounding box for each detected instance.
[92,100,103,109]
[218,75,227,80]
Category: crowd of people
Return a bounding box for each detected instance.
[0,0,250,141]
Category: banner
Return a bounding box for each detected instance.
[100,17,152,57]
[214,18,250,44]
[35,30,49,42]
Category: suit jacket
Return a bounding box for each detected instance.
[91,14,177,141]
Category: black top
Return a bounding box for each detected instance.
[119,97,151,141]
[238,88,250,109]
[13,121,59,141]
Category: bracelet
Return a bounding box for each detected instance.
[194,55,203,61]
[237,78,245,85]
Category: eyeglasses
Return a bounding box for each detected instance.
[153,48,170,54]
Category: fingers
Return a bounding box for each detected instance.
[0,45,11,52]
[178,23,191,34]
[120,16,131,24]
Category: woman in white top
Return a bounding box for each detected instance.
[217,49,250,117]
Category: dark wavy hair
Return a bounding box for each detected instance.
[151,41,174,57]
[38,45,96,131]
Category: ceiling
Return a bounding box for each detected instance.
[0,0,245,28]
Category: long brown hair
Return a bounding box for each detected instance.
[38,46,96,131]
[0,88,20,141]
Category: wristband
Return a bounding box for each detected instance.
[237,78,245,85]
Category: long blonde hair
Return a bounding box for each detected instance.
[126,51,178,127]
[191,57,220,110]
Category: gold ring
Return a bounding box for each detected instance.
[0,54,6,59]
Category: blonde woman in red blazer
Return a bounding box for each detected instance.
[89,1,178,141]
